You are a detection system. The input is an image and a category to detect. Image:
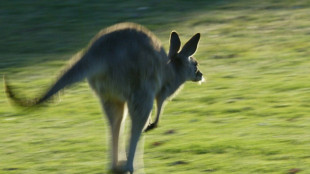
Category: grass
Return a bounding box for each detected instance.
[1,0,310,173]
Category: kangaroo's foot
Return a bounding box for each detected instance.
[109,160,133,174]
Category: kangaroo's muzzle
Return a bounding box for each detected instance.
[194,70,203,81]
[193,70,205,84]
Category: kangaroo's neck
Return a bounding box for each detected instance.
[159,62,186,101]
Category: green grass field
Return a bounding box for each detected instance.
[1,0,310,173]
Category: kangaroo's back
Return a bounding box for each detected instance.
[86,23,168,101]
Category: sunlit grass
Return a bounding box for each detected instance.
[1,0,310,173]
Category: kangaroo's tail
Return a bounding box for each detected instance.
[4,52,96,107]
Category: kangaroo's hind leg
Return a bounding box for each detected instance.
[125,90,154,174]
[101,99,126,173]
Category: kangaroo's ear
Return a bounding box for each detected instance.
[179,33,200,57]
[168,31,181,58]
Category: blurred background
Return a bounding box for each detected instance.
[1,0,310,173]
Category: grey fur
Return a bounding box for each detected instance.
[4,23,203,174]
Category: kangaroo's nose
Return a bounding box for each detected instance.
[196,70,202,77]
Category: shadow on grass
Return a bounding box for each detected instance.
[1,0,307,70]
[0,0,231,70]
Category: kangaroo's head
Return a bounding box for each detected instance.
[168,31,204,83]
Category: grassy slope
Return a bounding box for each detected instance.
[1,0,310,173]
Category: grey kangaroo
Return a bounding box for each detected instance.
[4,23,204,174]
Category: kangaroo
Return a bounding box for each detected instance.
[4,22,204,174]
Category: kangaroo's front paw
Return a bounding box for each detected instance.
[144,123,158,132]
